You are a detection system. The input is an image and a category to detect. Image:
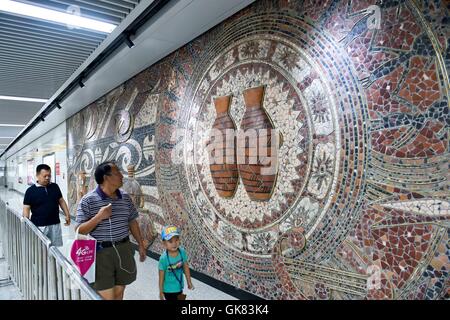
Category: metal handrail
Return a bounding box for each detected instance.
[0,199,101,300]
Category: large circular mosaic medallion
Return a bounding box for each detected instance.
[187,36,340,241]
[180,13,368,264]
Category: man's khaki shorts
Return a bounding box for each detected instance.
[92,240,137,291]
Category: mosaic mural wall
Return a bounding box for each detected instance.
[67,0,449,299]
[66,73,162,248]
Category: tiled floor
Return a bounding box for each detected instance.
[0,189,236,300]
[0,281,23,300]
[0,247,23,300]
[124,253,236,300]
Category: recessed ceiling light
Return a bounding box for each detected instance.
[0,95,48,103]
[0,0,116,33]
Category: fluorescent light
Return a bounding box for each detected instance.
[0,124,25,127]
[0,95,48,103]
[0,0,116,33]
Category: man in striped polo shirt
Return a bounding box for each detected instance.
[76,161,147,300]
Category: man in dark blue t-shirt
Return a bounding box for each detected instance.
[23,164,71,246]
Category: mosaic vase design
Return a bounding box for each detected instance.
[135,212,157,249]
[209,95,239,198]
[68,173,77,203]
[88,173,96,193]
[122,165,144,208]
[238,85,278,201]
[123,165,157,248]
[77,171,87,202]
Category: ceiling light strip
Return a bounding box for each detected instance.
[0,95,48,103]
[0,0,116,33]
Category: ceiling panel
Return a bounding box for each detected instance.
[0,0,139,98]
[0,126,24,137]
[0,100,47,123]
[0,81,69,99]
[0,0,142,98]
[18,0,139,24]
[0,0,141,151]
[0,137,16,144]
[1,0,257,158]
